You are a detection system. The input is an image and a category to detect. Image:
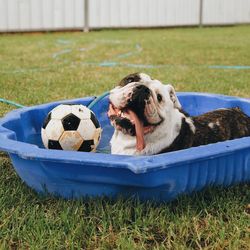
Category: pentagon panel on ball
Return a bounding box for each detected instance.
[41,104,102,152]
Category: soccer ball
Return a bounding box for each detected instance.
[41,104,102,152]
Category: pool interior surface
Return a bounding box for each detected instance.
[3,93,250,155]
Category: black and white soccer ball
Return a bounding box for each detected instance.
[41,104,102,152]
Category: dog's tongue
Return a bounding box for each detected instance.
[126,109,145,151]
[108,104,145,151]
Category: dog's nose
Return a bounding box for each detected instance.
[135,85,150,95]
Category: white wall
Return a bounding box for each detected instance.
[0,0,85,32]
[0,0,250,32]
[88,0,200,28]
[202,0,250,25]
[235,0,250,24]
[202,0,236,25]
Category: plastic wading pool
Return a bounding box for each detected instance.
[0,92,250,201]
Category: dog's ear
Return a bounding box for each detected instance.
[118,73,152,87]
[167,84,182,109]
[119,73,141,87]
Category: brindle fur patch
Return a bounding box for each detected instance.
[192,108,250,146]
[162,107,250,153]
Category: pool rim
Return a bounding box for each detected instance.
[0,92,250,174]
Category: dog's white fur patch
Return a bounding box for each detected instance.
[208,122,215,129]
[186,117,196,133]
[208,120,220,129]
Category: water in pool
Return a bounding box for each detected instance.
[25,133,111,154]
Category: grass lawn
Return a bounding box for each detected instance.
[0,26,250,249]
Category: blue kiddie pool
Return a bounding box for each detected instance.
[0,92,250,201]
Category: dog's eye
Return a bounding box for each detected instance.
[157,94,163,102]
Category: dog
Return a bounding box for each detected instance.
[108,73,250,155]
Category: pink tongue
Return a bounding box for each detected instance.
[126,109,145,151]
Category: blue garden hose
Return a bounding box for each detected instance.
[0,98,25,108]
[0,91,110,110]
[87,91,110,109]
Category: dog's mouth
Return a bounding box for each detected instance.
[108,102,163,151]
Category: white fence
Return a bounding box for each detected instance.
[0,0,86,31]
[89,0,201,28]
[0,0,250,32]
[202,0,250,25]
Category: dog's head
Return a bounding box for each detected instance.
[108,73,182,151]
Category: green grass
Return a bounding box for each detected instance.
[0,26,250,249]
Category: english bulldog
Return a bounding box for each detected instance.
[108,73,250,155]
